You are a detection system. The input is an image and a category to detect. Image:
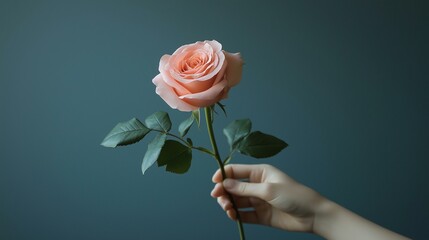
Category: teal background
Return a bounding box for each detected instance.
[1,1,428,239]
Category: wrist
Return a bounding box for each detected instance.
[312,197,341,238]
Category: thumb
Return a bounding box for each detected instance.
[223,179,268,200]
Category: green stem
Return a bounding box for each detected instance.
[192,146,215,156]
[152,130,215,156]
[204,107,246,240]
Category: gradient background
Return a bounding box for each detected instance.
[1,1,428,239]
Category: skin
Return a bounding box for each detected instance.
[211,164,411,240]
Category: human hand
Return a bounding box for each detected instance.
[211,164,325,233]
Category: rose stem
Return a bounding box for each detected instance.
[204,107,246,240]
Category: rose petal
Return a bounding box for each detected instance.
[152,74,198,111]
[171,42,200,56]
[176,57,227,94]
[153,40,242,111]
[223,51,243,87]
[179,78,228,107]
[170,45,225,83]
[212,56,227,85]
[206,40,222,53]
[159,54,191,95]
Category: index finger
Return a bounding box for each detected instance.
[211,164,266,183]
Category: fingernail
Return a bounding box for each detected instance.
[223,179,235,189]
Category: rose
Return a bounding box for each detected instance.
[152,40,243,111]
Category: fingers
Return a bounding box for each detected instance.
[217,196,232,211]
[216,197,256,223]
[226,209,236,220]
[238,211,259,224]
[211,183,226,198]
[224,209,260,224]
[213,183,259,211]
[215,195,255,211]
[212,181,268,224]
[212,164,267,183]
[211,164,278,225]
[223,179,269,200]
[211,179,271,202]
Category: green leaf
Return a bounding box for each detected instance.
[192,109,200,127]
[178,115,194,137]
[145,111,171,132]
[186,138,193,146]
[210,105,217,116]
[101,118,150,148]
[223,119,252,150]
[238,131,288,158]
[157,140,192,174]
[216,102,227,117]
[141,133,167,174]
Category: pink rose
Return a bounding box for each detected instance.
[152,40,243,112]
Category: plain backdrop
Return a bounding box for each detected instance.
[1,1,428,239]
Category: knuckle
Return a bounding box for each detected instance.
[238,182,248,194]
[260,164,272,169]
[225,164,234,178]
[261,183,276,200]
[258,164,270,169]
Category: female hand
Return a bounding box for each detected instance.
[211,164,325,232]
[211,164,411,240]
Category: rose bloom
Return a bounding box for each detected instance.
[152,40,243,111]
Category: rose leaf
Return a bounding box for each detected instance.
[192,109,200,127]
[157,140,192,174]
[238,131,288,158]
[178,115,194,137]
[101,118,151,148]
[144,111,172,132]
[186,138,193,146]
[141,133,167,174]
[223,119,252,150]
[216,102,227,117]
